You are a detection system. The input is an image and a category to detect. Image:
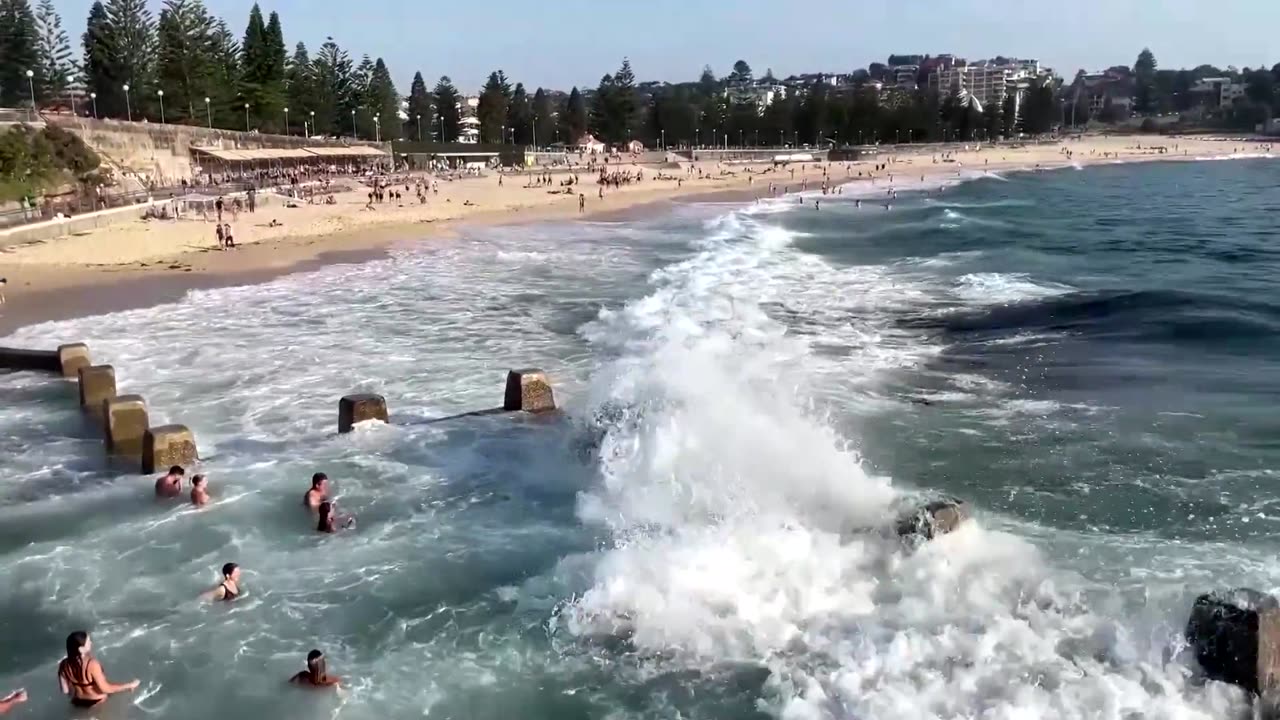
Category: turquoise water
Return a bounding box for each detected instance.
[0,158,1278,719]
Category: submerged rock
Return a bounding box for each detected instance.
[1186,588,1280,699]
[895,499,970,541]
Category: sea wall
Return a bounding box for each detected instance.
[43,115,388,185]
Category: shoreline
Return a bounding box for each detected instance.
[1,136,1272,336]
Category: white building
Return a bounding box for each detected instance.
[1190,77,1246,109]
[890,65,919,90]
[725,83,787,112]
[458,116,480,143]
[931,58,1050,114]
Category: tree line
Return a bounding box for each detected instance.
[3,1,1278,146]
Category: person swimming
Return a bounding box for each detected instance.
[57,631,140,708]
[304,473,328,510]
[155,466,185,498]
[289,649,340,688]
[206,563,241,601]
[190,474,210,506]
[316,501,354,533]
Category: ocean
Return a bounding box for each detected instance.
[1,157,1278,719]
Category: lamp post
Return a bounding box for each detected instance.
[416,114,422,142]
[374,113,380,143]
[661,128,665,150]
[90,92,98,119]
[204,97,211,129]
[244,102,250,132]
[25,69,35,121]
[350,108,356,138]
[123,84,131,122]
[309,110,315,138]
[157,89,165,123]
[284,106,289,135]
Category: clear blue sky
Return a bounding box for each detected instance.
[53,0,1280,93]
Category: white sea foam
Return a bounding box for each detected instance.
[954,271,1075,305]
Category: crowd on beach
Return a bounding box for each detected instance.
[0,466,353,714]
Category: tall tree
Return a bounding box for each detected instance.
[350,54,374,137]
[238,3,284,131]
[0,0,41,107]
[206,17,239,127]
[103,0,157,118]
[404,70,431,141]
[532,87,554,146]
[728,59,753,86]
[590,58,638,143]
[310,37,353,136]
[432,75,460,142]
[285,41,313,132]
[34,0,74,99]
[506,82,533,145]
[81,1,115,115]
[560,86,587,142]
[477,70,510,143]
[698,65,718,96]
[1134,48,1158,115]
[156,0,217,122]
[365,57,398,140]
[1001,91,1018,138]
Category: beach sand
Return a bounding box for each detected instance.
[0,134,1266,334]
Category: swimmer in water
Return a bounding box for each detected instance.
[304,473,328,510]
[57,631,140,709]
[289,649,340,688]
[155,465,184,498]
[205,562,241,601]
[317,501,354,533]
[190,474,210,506]
[0,689,27,715]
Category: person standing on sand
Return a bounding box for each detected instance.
[223,224,235,248]
[289,650,340,688]
[57,632,140,709]
[155,466,185,498]
[578,194,585,213]
[215,223,224,249]
[215,196,224,223]
[190,474,210,506]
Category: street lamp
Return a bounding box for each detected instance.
[374,113,381,143]
[123,83,131,122]
[157,89,165,123]
[90,92,98,119]
[416,113,422,142]
[350,108,356,138]
[244,102,250,132]
[25,69,35,121]
[284,106,289,135]
[309,110,315,138]
[204,97,211,129]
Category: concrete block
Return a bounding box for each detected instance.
[104,395,148,460]
[78,365,116,421]
[339,394,388,434]
[57,343,91,378]
[503,369,556,413]
[142,424,198,475]
[896,499,970,541]
[1187,588,1280,697]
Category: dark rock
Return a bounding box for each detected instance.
[1186,588,1280,697]
[896,499,970,540]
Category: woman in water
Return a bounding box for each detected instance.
[316,501,354,533]
[289,649,340,688]
[205,562,241,601]
[190,474,210,506]
[57,631,140,708]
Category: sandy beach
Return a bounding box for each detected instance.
[0,134,1268,333]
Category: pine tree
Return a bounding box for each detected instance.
[311,37,353,137]
[1134,48,1158,115]
[560,86,587,142]
[103,0,157,118]
[432,75,460,142]
[477,70,509,143]
[207,18,239,128]
[156,0,217,122]
[350,54,374,137]
[505,82,532,145]
[34,0,74,99]
[238,3,283,131]
[81,1,116,116]
[532,87,554,146]
[365,57,398,141]
[404,71,432,142]
[285,42,313,132]
[0,0,41,107]
[590,58,637,143]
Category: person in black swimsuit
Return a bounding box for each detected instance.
[57,631,140,708]
[288,649,340,688]
[316,501,354,533]
[206,563,241,601]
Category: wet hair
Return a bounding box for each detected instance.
[306,649,327,683]
[192,474,206,486]
[221,562,238,578]
[311,473,327,488]
[169,465,185,476]
[64,631,90,681]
